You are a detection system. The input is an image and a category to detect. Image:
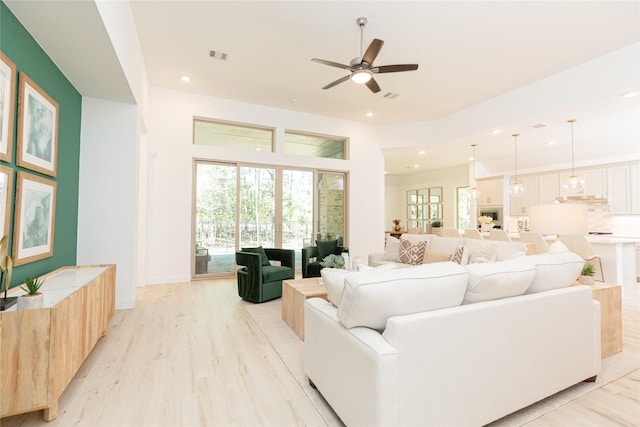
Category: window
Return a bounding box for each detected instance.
[193,118,273,152]
[457,186,471,231]
[406,187,443,231]
[284,130,347,159]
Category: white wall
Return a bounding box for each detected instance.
[78,97,139,309]
[385,164,469,231]
[144,86,385,285]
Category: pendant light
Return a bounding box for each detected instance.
[563,119,584,193]
[509,133,525,198]
[469,144,479,200]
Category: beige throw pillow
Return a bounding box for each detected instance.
[422,247,451,264]
[397,239,427,265]
[384,235,401,261]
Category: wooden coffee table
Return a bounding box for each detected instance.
[282,278,328,340]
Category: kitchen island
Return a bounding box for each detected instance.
[587,236,639,295]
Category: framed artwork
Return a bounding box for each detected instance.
[0,165,13,239]
[12,171,57,266]
[17,72,58,176]
[0,52,17,163]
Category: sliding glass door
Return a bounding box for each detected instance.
[193,161,346,277]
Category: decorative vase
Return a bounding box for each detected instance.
[17,293,44,310]
[481,223,495,232]
[578,275,595,286]
[392,219,401,232]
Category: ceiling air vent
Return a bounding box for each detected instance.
[209,50,228,61]
[384,92,399,99]
[527,123,548,129]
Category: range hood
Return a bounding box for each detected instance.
[555,195,608,204]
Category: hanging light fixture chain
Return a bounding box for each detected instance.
[512,134,519,181]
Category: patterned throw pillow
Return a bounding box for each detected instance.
[398,239,427,265]
[384,236,401,261]
[449,245,466,265]
[469,242,497,263]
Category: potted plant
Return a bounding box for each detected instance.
[17,275,45,310]
[430,220,443,236]
[579,263,596,286]
[320,254,346,269]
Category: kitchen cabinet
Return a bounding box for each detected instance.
[631,164,640,215]
[560,168,607,196]
[607,165,632,214]
[510,176,539,215]
[538,173,559,204]
[476,178,505,207]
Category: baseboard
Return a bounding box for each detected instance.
[144,274,192,286]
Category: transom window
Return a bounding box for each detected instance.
[284,130,347,159]
[193,118,274,152]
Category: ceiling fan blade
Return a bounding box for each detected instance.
[375,64,419,73]
[365,78,381,94]
[322,75,351,90]
[311,58,351,70]
[362,39,384,65]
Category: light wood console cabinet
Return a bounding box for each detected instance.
[0,265,116,421]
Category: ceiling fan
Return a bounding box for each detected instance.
[311,17,419,93]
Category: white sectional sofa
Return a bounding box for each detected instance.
[304,252,601,427]
[368,234,529,268]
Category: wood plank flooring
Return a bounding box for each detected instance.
[2,279,638,426]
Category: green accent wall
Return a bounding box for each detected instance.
[0,1,81,287]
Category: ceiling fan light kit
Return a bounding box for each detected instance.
[311,17,418,93]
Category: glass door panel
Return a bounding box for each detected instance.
[282,169,313,268]
[195,163,237,276]
[239,166,275,248]
[317,172,345,241]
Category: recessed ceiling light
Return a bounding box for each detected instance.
[181,75,191,83]
[289,97,298,103]
[491,129,501,134]
[419,150,426,155]
[413,164,419,168]
[623,91,639,98]
[365,112,373,117]
[547,140,557,146]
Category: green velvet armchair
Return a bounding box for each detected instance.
[302,239,349,278]
[235,247,295,303]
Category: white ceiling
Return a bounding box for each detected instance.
[5,1,640,176]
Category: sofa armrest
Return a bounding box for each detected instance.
[264,248,295,269]
[368,252,386,266]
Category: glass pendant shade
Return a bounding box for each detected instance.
[563,119,584,194]
[509,134,524,198]
[351,70,372,84]
[469,144,479,200]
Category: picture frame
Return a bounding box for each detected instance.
[0,52,17,163]
[17,72,58,176]
[12,171,57,266]
[0,165,13,239]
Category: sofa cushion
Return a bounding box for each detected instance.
[242,246,271,266]
[398,239,427,265]
[317,239,338,260]
[464,239,527,262]
[463,260,536,304]
[321,268,353,307]
[262,265,294,282]
[430,236,466,253]
[384,235,401,261]
[337,262,468,331]
[515,251,584,294]
[422,247,451,264]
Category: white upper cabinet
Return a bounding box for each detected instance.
[476,178,504,207]
[631,164,640,215]
[559,168,607,196]
[607,165,631,214]
[510,176,539,215]
[538,173,559,204]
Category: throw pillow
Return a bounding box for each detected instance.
[397,239,427,265]
[468,242,497,263]
[422,247,451,264]
[449,245,467,265]
[321,268,353,307]
[242,246,271,266]
[384,235,401,261]
[317,239,338,260]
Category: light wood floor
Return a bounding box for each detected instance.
[2,279,639,426]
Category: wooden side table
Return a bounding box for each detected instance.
[576,281,622,358]
[282,278,328,340]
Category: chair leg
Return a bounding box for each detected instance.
[596,258,604,282]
